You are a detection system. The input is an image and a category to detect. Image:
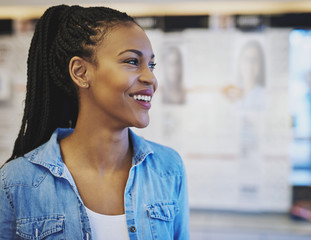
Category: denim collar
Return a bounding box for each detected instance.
[129,128,154,166]
[26,128,153,177]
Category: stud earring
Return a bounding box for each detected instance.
[81,82,89,88]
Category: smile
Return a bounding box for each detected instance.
[132,95,151,102]
[129,89,154,109]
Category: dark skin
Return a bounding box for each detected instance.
[59,23,158,215]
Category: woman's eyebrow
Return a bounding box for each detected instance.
[118,49,155,59]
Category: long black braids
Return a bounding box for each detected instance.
[7,5,135,162]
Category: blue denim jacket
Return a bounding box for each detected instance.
[0,128,189,239]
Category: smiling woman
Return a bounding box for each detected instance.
[0,5,189,240]
[72,23,158,130]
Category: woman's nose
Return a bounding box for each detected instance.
[138,66,158,90]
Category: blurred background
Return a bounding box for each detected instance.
[1,0,311,239]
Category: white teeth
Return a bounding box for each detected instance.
[133,95,151,102]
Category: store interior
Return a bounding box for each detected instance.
[1,1,311,239]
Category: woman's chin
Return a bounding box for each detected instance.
[132,117,150,129]
[134,121,149,129]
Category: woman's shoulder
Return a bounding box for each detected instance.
[0,147,48,189]
[131,129,183,164]
[1,129,66,188]
[146,139,182,160]
[144,138,185,176]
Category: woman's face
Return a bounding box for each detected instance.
[84,23,158,129]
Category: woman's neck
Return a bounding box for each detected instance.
[60,118,132,174]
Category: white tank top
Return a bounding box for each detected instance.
[85,207,130,240]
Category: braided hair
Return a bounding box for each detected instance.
[8,5,136,162]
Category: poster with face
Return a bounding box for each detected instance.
[231,34,266,208]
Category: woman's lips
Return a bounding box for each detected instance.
[133,98,151,109]
[129,89,153,110]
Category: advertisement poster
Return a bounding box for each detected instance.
[136,28,292,212]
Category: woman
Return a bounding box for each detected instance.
[0,5,189,240]
[237,40,266,109]
[222,40,265,109]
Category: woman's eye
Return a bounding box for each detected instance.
[124,59,139,66]
[149,63,157,71]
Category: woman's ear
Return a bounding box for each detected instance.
[69,56,90,89]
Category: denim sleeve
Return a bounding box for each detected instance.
[174,160,190,240]
[0,167,17,239]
